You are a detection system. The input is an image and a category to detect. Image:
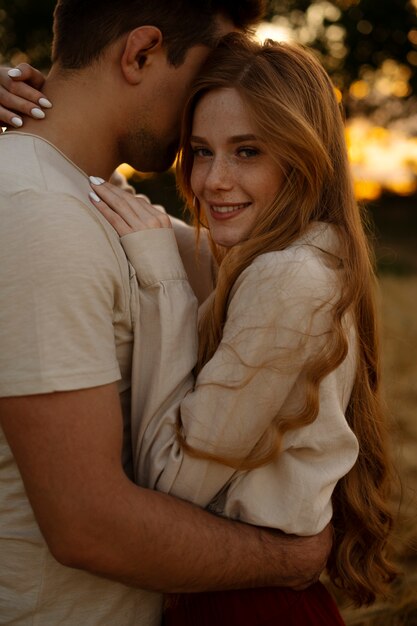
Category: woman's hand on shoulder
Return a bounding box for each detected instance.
[0,63,51,128]
[89,177,171,236]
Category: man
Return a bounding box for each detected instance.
[0,1,332,624]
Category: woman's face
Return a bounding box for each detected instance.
[190,88,284,247]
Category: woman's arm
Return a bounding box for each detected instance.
[134,249,352,497]
[89,182,358,536]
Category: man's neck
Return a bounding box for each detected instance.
[18,66,123,181]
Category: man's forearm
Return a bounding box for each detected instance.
[63,479,330,593]
[1,388,329,594]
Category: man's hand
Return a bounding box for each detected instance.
[259,524,333,590]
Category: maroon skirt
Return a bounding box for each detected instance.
[164,581,345,626]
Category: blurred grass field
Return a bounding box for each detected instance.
[339,274,417,625]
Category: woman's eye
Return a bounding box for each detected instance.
[237,147,259,158]
[192,147,212,157]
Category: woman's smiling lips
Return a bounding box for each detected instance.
[209,202,252,220]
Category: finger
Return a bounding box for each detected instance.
[89,180,153,229]
[12,63,47,91]
[109,169,135,193]
[0,104,23,128]
[88,192,132,237]
[133,193,171,223]
[135,193,167,214]
[6,72,51,108]
[0,63,51,108]
[89,179,168,230]
[116,189,172,228]
[152,204,167,214]
[0,83,49,123]
[90,177,158,225]
[135,193,151,203]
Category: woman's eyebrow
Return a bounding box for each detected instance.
[190,135,208,143]
[228,134,259,143]
[190,134,259,143]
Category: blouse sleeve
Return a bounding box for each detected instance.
[123,231,358,535]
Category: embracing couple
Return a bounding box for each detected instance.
[0,1,396,625]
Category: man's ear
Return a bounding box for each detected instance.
[120,26,163,85]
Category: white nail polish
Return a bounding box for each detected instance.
[89,176,105,185]
[89,191,101,202]
[8,68,22,78]
[11,116,23,128]
[38,97,53,108]
[31,108,45,119]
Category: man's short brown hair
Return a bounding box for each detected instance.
[52,0,266,69]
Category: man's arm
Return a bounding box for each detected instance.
[0,384,330,593]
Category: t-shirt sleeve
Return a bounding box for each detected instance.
[0,190,122,396]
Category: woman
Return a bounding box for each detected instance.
[3,35,397,624]
[87,35,397,624]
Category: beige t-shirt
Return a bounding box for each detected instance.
[124,222,359,536]
[0,133,162,625]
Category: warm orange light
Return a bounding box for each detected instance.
[409,29,417,44]
[347,119,417,200]
[385,181,417,196]
[369,126,390,142]
[117,163,137,179]
[334,87,343,103]
[392,81,411,98]
[354,180,382,201]
[349,80,370,99]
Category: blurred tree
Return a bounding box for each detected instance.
[267,0,417,93]
[339,0,417,91]
[0,0,55,70]
[1,0,416,99]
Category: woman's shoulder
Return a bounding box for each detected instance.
[239,222,343,295]
[226,222,344,333]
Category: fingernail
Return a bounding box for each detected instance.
[89,176,105,185]
[89,191,101,202]
[8,68,22,78]
[38,97,52,108]
[11,116,23,128]
[31,108,45,119]
[136,193,151,203]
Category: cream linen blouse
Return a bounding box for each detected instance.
[123,222,359,536]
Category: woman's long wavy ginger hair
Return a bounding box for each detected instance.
[176,34,397,606]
